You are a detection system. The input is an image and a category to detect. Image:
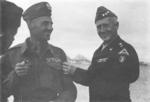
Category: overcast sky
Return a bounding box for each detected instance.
[10,0,150,62]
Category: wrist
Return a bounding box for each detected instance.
[70,67,77,75]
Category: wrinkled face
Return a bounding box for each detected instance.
[29,16,53,41]
[95,17,118,42]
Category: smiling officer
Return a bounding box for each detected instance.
[2,2,77,102]
[63,6,139,102]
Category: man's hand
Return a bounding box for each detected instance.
[15,60,31,76]
[46,58,62,70]
[62,62,77,75]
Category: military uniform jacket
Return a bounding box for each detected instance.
[73,36,139,102]
[2,38,77,102]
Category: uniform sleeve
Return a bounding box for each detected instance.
[73,65,92,86]
[72,51,97,86]
[122,46,139,83]
[1,54,19,101]
[55,48,77,102]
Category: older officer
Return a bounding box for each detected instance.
[2,2,77,102]
[63,6,139,102]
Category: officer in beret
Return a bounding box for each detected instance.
[2,2,77,102]
[63,6,139,102]
[0,1,23,102]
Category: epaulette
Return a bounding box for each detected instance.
[47,43,66,62]
[47,43,62,53]
[7,43,26,53]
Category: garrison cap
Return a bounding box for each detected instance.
[95,6,117,23]
[1,1,23,29]
[23,2,51,21]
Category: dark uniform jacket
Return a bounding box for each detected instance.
[2,38,77,102]
[73,36,139,102]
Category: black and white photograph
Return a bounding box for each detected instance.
[1,0,150,102]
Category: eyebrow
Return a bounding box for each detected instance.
[42,20,53,24]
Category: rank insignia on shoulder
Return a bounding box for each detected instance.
[118,42,123,47]
[97,58,108,63]
[118,48,129,56]
[119,55,126,63]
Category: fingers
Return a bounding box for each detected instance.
[62,63,70,74]
[62,63,70,70]
[62,62,76,75]
[62,62,70,69]
[63,62,69,65]
[15,62,30,76]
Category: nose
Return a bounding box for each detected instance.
[47,23,53,30]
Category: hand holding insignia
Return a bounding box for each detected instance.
[62,62,77,75]
[15,59,31,76]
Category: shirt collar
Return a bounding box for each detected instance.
[21,38,55,58]
[20,38,51,56]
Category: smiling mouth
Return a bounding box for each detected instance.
[99,32,106,36]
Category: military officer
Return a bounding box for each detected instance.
[63,6,139,102]
[0,1,23,102]
[1,2,77,102]
[0,0,23,54]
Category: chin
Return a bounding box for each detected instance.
[102,37,110,41]
[47,36,50,40]
[47,38,50,41]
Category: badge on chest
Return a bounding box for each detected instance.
[97,57,108,63]
[46,57,62,70]
[46,57,61,63]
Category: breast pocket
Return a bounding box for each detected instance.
[39,62,63,93]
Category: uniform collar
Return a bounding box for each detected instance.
[20,38,53,56]
[99,35,121,52]
[108,35,121,47]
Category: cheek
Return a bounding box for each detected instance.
[30,22,41,32]
[108,24,116,31]
[31,26,42,34]
[105,26,113,31]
